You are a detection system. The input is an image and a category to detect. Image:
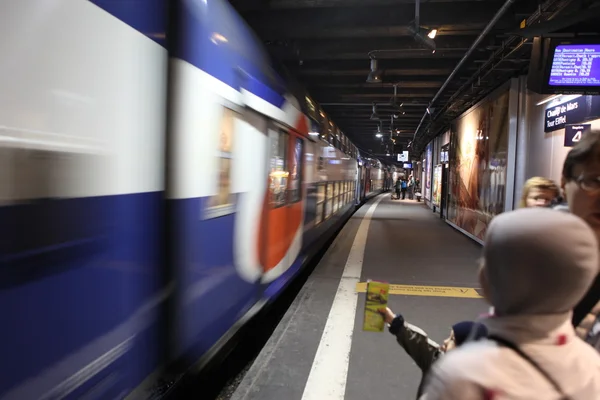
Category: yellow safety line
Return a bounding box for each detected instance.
[356,282,482,299]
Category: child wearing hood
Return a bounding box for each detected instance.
[422,208,600,399]
[379,307,488,399]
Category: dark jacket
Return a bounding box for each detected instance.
[553,204,600,328]
[389,315,443,398]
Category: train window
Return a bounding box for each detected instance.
[324,183,332,219]
[204,107,237,219]
[344,181,348,204]
[315,183,325,225]
[333,182,339,213]
[348,181,352,203]
[269,129,289,208]
[288,137,303,203]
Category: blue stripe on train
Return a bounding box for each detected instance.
[167,196,259,364]
[0,192,164,398]
[89,0,167,47]
[171,0,287,109]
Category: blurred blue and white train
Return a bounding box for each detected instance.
[0,1,388,399]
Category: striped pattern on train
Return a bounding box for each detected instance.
[0,1,386,399]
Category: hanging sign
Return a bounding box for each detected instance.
[564,124,591,147]
[544,95,600,133]
[397,151,409,162]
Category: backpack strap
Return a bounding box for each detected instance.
[488,335,569,400]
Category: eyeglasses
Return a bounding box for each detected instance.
[575,173,600,192]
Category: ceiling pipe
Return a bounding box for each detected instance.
[370,103,380,120]
[415,0,573,151]
[415,0,420,31]
[321,102,429,106]
[412,0,517,143]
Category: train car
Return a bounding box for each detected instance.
[0,1,168,399]
[357,155,386,203]
[0,1,384,399]
[165,0,361,382]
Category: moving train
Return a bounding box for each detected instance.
[0,1,388,399]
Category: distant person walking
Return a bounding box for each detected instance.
[401,179,408,200]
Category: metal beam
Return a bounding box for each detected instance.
[272,47,467,60]
[312,87,437,96]
[327,112,424,117]
[268,36,478,59]
[242,2,517,40]
[307,81,444,89]
[317,95,437,102]
[301,74,448,85]
[266,0,473,9]
[321,102,429,107]
[292,67,454,77]
[285,58,463,70]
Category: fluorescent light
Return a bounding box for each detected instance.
[545,94,582,109]
[428,29,437,39]
[308,131,319,136]
[375,133,383,138]
[535,95,560,106]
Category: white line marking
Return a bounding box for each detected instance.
[301,195,384,400]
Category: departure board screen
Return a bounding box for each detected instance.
[549,44,600,87]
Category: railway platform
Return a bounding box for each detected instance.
[226,193,485,400]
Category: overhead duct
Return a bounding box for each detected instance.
[366,58,382,83]
[412,0,517,145]
[370,103,380,120]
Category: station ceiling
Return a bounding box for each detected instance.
[229,0,599,160]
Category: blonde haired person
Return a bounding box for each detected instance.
[519,176,560,208]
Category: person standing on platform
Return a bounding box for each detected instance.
[395,178,402,200]
[518,176,560,208]
[560,129,600,335]
[408,174,415,200]
[422,208,600,400]
[401,179,408,200]
[380,308,487,399]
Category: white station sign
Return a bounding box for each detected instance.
[397,151,409,162]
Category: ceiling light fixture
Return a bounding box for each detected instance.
[366,58,382,83]
[428,29,437,39]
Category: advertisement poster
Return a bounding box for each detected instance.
[447,89,509,240]
[424,142,432,201]
[432,164,442,206]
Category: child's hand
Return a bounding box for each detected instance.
[378,307,396,324]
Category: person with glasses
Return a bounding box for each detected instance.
[560,129,600,330]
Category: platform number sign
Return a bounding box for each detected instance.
[564,124,591,147]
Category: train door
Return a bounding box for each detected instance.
[356,165,362,202]
[258,124,304,289]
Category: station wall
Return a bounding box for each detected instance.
[421,75,600,244]
[513,75,600,207]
